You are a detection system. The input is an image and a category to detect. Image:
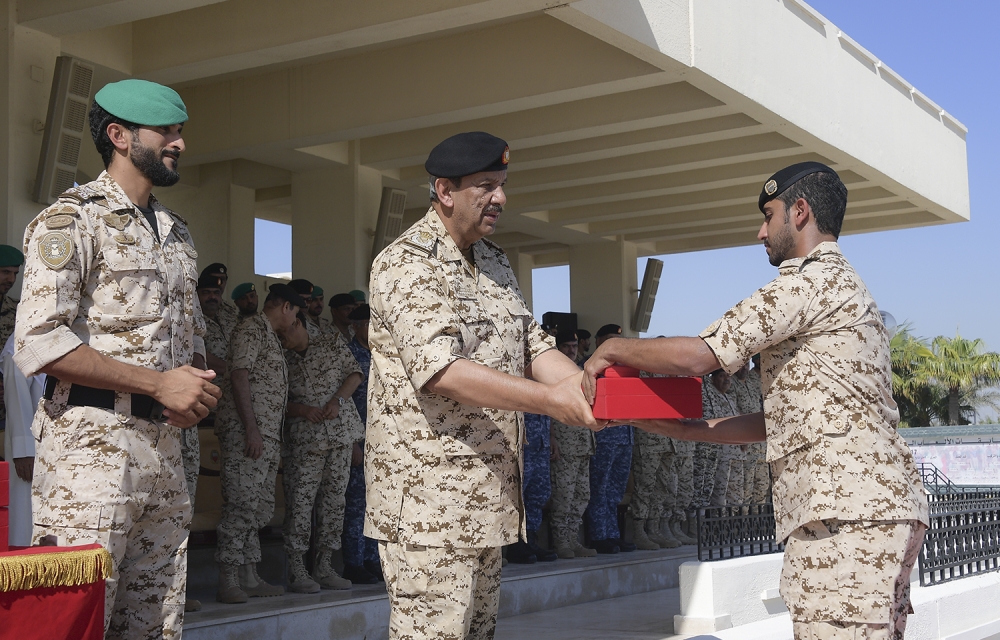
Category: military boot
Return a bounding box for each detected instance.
[671,518,698,545]
[216,563,248,604]
[631,519,660,550]
[653,518,682,548]
[572,544,597,558]
[287,554,321,594]
[239,563,285,597]
[552,528,576,559]
[312,551,352,590]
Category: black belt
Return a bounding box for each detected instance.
[44,377,165,422]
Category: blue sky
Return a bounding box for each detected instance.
[533,0,999,350]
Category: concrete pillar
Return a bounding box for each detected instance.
[291,141,383,295]
[0,12,61,299]
[505,246,535,313]
[569,238,638,337]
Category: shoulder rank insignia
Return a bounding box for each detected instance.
[44,214,74,229]
[38,231,74,269]
[402,229,436,254]
[182,244,198,259]
[114,234,136,245]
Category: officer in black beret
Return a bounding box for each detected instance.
[367,132,600,638]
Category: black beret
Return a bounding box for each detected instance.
[348,304,370,321]
[555,330,578,346]
[197,274,222,290]
[268,283,306,308]
[576,329,591,340]
[287,278,314,296]
[596,324,622,338]
[425,131,510,179]
[200,263,227,278]
[329,293,356,309]
[758,161,838,213]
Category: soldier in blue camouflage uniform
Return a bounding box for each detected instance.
[342,304,381,583]
[507,412,557,563]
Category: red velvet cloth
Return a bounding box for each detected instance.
[0,544,106,640]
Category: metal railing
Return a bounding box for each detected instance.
[696,504,783,562]
[918,488,1000,586]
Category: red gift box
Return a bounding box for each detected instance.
[593,366,703,420]
[0,507,8,552]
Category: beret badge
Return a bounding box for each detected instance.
[764,179,778,196]
[502,146,510,165]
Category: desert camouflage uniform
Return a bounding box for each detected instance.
[695,380,737,508]
[307,313,333,336]
[550,419,595,548]
[15,171,205,638]
[700,242,928,635]
[712,381,747,506]
[366,209,554,639]
[732,368,770,504]
[0,294,19,422]
[630,429,674,521]
[215,311,288,567]
[283,333,363,557]
[217,299,240,334]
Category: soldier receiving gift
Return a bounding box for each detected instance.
[14,79,220,638]
[584,162,929,640]
[366,131,602,640]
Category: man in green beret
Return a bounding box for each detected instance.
[232,282,259,318]
[15,78,220,637]
[305,285,333,335]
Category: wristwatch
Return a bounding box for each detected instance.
[336,396,345,407]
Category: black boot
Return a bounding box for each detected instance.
[616,538,637,552]
[526,529,558,562]
[342,564,379,585]
[363,560,384,582]
[592,539,620,554]
[506,541,537,564]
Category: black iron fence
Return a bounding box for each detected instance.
[918,489,1000,586]
[696,504,783,562]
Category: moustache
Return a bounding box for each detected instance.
[483,205,503,215]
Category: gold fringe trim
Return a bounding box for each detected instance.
[0,547,113,592]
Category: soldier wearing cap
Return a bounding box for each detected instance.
[366,131,599,639]
[201,262,239,333]
[280,309,363,593]
[0,245,24,426]
[288,278,321,339]
[306,285,334,335]
[574,328,592,365]
[341,304,383,584]
[214,283,303,604]
[14,78,220,636]
[231,282,259,318]
[328,292,358,342]
[584,161,928,640]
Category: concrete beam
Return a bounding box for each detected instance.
[18,0,225,36]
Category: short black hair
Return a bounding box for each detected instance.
[89,101,139,169]
[428,176,463,203]
[777,171,848,238]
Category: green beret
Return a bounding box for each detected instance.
[94,79,188,127]
[0,245,24,268]
[425,132,509,179]
[312,286,324,298]
[349,289,366,302]
[758,161,837,212]
[231,282,255,300]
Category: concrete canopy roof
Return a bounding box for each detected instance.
[47,0,969,266]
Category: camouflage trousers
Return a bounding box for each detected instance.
[781,519,926,640]
[522,441,551,533]
[381,541,502,640]
[31,403,190,639]
[629,445,672,520]
[180,425,201,512]
[215,429,281,566]
[692,442,721,509]
[283,441,352,554]
[711,445,745,507]
[669,454,695,519]
[585,443,631,541]
[549,454,591,547]
[744,442,770,503]
[342,455,380,567]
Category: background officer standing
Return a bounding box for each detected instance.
[366,132,600,639]
[15,79,219,637]
[584,162,928,639]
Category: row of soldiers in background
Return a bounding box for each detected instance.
[188,263,381,607]
[508,324,769,563]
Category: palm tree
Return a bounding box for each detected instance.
[923,334,1000,425]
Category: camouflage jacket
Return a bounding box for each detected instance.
[216,312,287,441]
[731,368,763,415]
[700,242,928,538]
[285,332,364,448]
[15,171,205,380]
[365,208,554,547]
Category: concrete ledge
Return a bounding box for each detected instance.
[675,553,787,631]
